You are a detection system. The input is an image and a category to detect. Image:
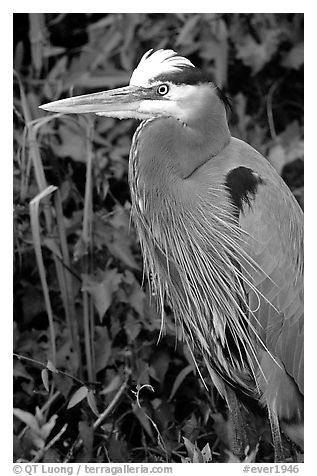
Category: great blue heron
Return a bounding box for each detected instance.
[40,49,303,461]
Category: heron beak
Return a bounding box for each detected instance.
[39,85,152,117]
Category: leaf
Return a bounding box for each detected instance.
[152,400,174,432]
[13,406,52,450]
[104,207,139,269]
[82,270,121,321]
[168,364,193,401]
[41,369,50,392]
[124,313,141,341]
[94,326,112,372]
[268,143,286,174]
[108,434,130,463]
[149,351,169,384]
[73,235,88,261]
[67,386,89,409]
[136,360,151,386]
[128,282,145,316]
[13,408,41,434]
[183,437,209,463]
[183,436,195,459]
[268,122,304,174]
[236,31,280,74]
[280,120,301,145]
[183,437,205,462]
[100,375,122,395]
[201,443,212,462]
[282,42,303,70]
[132,403,154,440]
[200,18,228,86]
[13,361,34,381]
[193,447,204,463]
[176,15,200,46]
[40,414,58,440]
[53,373,73,399]
[52,122,86,162]
[43,55,67,99]
[87,390,99,416]
[46,359,58,373]
[107,229,138,269]
[55,339,79,375]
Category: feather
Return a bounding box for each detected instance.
[130,49,195,87]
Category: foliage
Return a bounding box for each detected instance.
[13,13,303,463]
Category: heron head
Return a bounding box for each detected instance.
[40,49,227,123]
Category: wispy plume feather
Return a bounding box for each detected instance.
[129,123,281,398]
[130,49,195,87]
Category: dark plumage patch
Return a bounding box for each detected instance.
[153,67,212,86]
[225,167,264,214]
[153,67,231,110]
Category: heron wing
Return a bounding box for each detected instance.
[237,159,303,394]
[188,136,303,395]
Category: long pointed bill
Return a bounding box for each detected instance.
[39,85,152,118]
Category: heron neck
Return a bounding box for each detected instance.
[135,101,230,190]
[180,98,231,178]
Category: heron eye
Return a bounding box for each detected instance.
[156,84,169,96]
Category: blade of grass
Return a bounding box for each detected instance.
[30,185,58,365]
[28,13,47,77]
[82,117,95,382]
[29,115,84,377]
[19,128,32,202]
[16,76,82,376]
[54,190,82,376]
[82,117,94,246]
[19,77,95,382]
[14,70,46,200]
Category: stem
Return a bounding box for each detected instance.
[93,378,128,430]
[63,373,129,462]
[267,80,280,141]
[31,424,68,463]
[83,289,93,382]
[13,353,86,387]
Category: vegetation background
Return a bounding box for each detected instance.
[13,13,303,463]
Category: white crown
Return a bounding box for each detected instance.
[129,49,195,87]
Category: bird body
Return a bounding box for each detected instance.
[131,122,303,424]
[40,49,304,458]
